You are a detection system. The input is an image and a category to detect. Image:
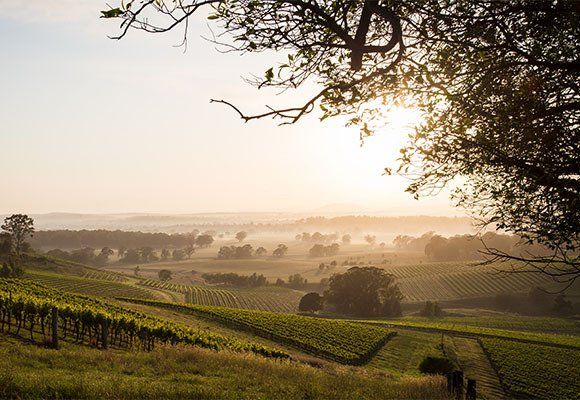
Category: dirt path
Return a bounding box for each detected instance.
[452,336,506,400]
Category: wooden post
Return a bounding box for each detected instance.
[101,320,109,349]
[466,379,476,400]
[452,371,464,399]
[51,307,59,349]
[446,373,453,394]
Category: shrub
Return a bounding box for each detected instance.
[419,356,454,375]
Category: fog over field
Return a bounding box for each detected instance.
[0,1,577,400]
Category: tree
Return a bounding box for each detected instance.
[172,249,185,261]
[195,234,214,248]
[158,269,172,282]
[184,244,196,259]
[272,244,288,258]
[161,248,171,261]
[235,231,248,243]
[341,234,352,245]
[1,214,34,260]
[364,235,377,246]
[0,233,12,256]
[104,1,580,281]
[288,274,307,289]
[309,243,340,257]
[255,246,268,256]
[139,247,156,263]
[552,294,574,316]
[95,247,114,267]
[133,265,140,277]
[120,248,141,264]
[299,292,323,313]
[117,246,126,258]
[324,267,402,317]
[419,301,444,318]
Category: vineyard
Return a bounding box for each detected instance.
[362,318,580,348]
[138,279,303,312]
[121,298,394,365]
[26,271,159,300]
[83,270,128,282]
[382,262,551,302]
[0,278,287,359]
[480,338,580,399]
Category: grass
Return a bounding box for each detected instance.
[0,335,450,400]
[480,338,580,400]
[367,330,444,375]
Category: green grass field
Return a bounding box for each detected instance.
[0,335,449,400]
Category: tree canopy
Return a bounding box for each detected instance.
[102,1,579,281]
[324,266,402,317]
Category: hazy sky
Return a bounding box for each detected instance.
[0,1,461,216]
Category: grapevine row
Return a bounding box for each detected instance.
[121,298,395,365]
[0,278,288,359]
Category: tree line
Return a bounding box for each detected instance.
[28,229,212,250]
[393,232,551,262]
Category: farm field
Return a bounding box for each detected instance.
[480,338,580,400]
[139,279,304,312]
[401,314,580,334]
[107,247,555,304]
[25,270,161,300]
[0,278,287,358]
[121,298,394,365]
[360,317,580,348]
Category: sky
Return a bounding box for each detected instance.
[0,1,462,216]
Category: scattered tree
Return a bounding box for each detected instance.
[158,269,172,281]
[272,244,288,258]
[341,234,352,245]
[172,249,185,261]
[324,267,402,317]
[255,246,268,256]
[1,214,34,260]
[309,243,340,257]
[235,231,248,242]
[419,301,444,318]
[217,244,254,259]
[364,235,377,246]
[287,274,308,289]
[195,234,214,248]
[299,292,323,313]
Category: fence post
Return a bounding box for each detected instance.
[466,379,476,400]
[102,320,109,349]
[51,307,59,349]
[446,372,453,394]
[452,370,464,399]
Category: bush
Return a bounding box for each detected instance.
[418,356,454,375]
